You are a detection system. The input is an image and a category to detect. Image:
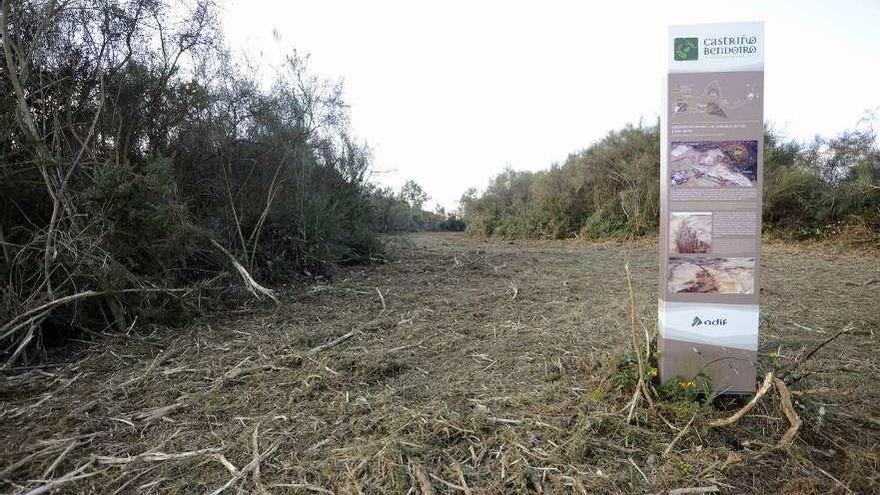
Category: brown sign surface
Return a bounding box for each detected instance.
[659,22,764,394]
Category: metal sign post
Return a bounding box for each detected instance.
[659,22,764,394]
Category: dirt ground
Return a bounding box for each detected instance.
[2,232,879,494]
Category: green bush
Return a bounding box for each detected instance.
[0,0,397,361]
[463,122,880,242]
[462,124,661,239]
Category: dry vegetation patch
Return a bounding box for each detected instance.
[1,233,878,494]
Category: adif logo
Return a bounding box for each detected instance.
[692,316,727,327]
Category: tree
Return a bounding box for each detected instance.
[398,180,428,228]
[399,180,429,210]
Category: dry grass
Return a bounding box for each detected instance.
[1,232,878,494]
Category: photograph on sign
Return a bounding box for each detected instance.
[669,212,712,254]
[667,256,755,294]
[670,141,758,187]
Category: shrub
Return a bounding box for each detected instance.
[0,0,393,362]
[463,121,880,242]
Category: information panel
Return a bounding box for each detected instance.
[659,22,764,394]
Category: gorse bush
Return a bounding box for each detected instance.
[0,0,383,362]
[463,120,880,241]
[461,124,660,239]
[764,123,880,238]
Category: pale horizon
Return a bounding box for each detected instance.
[221,0,880,211]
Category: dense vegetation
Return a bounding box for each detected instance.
[461,121,880,241]
[369,180,465,233]
[0,0,454,363]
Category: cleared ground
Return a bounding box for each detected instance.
[2,232,878,494]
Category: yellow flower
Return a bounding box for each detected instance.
[647,368,658,377]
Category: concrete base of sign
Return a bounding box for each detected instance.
[658,337,757,394]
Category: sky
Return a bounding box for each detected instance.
[220,0,880,211]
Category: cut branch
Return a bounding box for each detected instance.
[708,372,774,428]
[1,288,188,343]
[208,238,278,304]
[94,447,222,465]
[206,442,278,495]
[780,322,853,378]
[307,330,356,355]
[773,377,802,448]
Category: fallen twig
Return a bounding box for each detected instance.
[20,460,99,495]
[1,442,74,479]
[206,443,278,495]
[410,459,435,495]
[508,280,519,300]
[95,447,223,464]
[269,483,333,494]
[708,372,773,428]
[815,465,854,494]
[663,412,697,457]
[376,287,386,312]
[41,440,78,479]
[1,287,188,341]
[780,322,853,378]
[628,457,649,484]
[214,454,239,475]
[429,472,468,492]
[454,462,471,495]
[252,423,268,495]
[625,384,641,424]
[131,403,186,424]
[773,377,802,448]
[668,486,719,495]
[307,330,357,355]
